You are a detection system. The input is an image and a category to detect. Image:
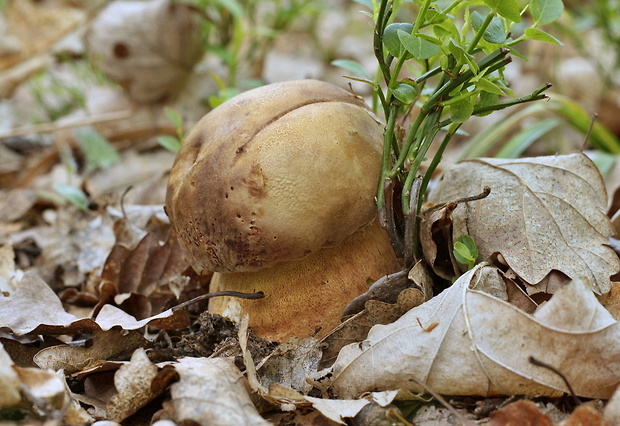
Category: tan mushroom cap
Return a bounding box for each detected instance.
[166,79,385,273]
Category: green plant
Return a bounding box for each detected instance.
[453,234,478,270]
[157,107,186,152]
[342,0,565,260]
[179,0,318,93]
[75,127,120,172]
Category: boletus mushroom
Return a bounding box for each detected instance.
[166,80,400,341]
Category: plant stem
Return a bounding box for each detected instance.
[468,12,494,53]
[377,105,398,210]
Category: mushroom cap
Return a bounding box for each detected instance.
[166,79,385,273]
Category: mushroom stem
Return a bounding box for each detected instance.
[208,219,400,341]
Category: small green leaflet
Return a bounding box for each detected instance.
[331,59,373,79]
[453,235,478,269]
[397,30,440,60]
[383,23,414,58]
[531,0,564,25]
[164,107,183,131]
[74,127,119,173]
[481,0,521,23]
[449,97,474,123]
[157,135,182,153]
[524,28,562,45]
[471,11,506,44]
[53,183,89,211]
[392,83,418,104]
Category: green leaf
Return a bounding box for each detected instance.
[383,23,413,58]
[53,183,89,211]
[481,0,521,22]
[524,28,563,45]
[163,107,183,131]
[471,11,506,44]
[448,40,478,73]
[398,30,440,59]
[331,59,372,79]
[392,83,418,104]
[157,135,182,153]
[531,0,564,25]
[74,127,119,173]
[449,97,475,123]
[453,235,478,266]
[475,91,500,116]
[475,77,507,95]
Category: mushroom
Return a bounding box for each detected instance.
[166,80,400,341]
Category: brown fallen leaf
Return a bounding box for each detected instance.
[488,399,552,426]
[33,329,148,374]
[106,348,161,422]
[427,153,620,293]
[559,403,608,426]
[312,263,620,399]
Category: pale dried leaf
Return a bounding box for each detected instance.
[314,264,620,399]
[256,336,322,394]
[0,342,21,407]
[170,357,269,426]
[33,330,148,374]
[107,348,159,422]
[85,0,203,103]
[0,243,22,292]
[428,153,620,293]
[0,270,188,335]
[14,365,67,412]
[304,396,369,425]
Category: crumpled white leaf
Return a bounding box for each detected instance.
[427,153,620,293]
[0,270,188,335]
[170,357,268,426]
[314,264,620,399]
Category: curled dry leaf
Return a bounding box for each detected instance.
[106,348,160,423]
[426,153,620,293]
[0,269,188,336]
[33,329,148,374]
[0,342,21,407]
[313,263,620,399]
[169,357,269,426]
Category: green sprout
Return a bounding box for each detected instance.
[453,235,479,270]
[157,107,185,153]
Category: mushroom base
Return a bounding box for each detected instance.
[208,219,401,341]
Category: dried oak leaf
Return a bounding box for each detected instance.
[312,263,620,399]
[168,357,269,426]
[427,153,620,293]
[0,270,189,336]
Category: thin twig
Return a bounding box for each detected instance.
[529,356,581,406]
[0,110,133,139]
[172,290,264,312]
[580,113,598,152]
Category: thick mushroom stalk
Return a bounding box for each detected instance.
[166,80,400,341]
